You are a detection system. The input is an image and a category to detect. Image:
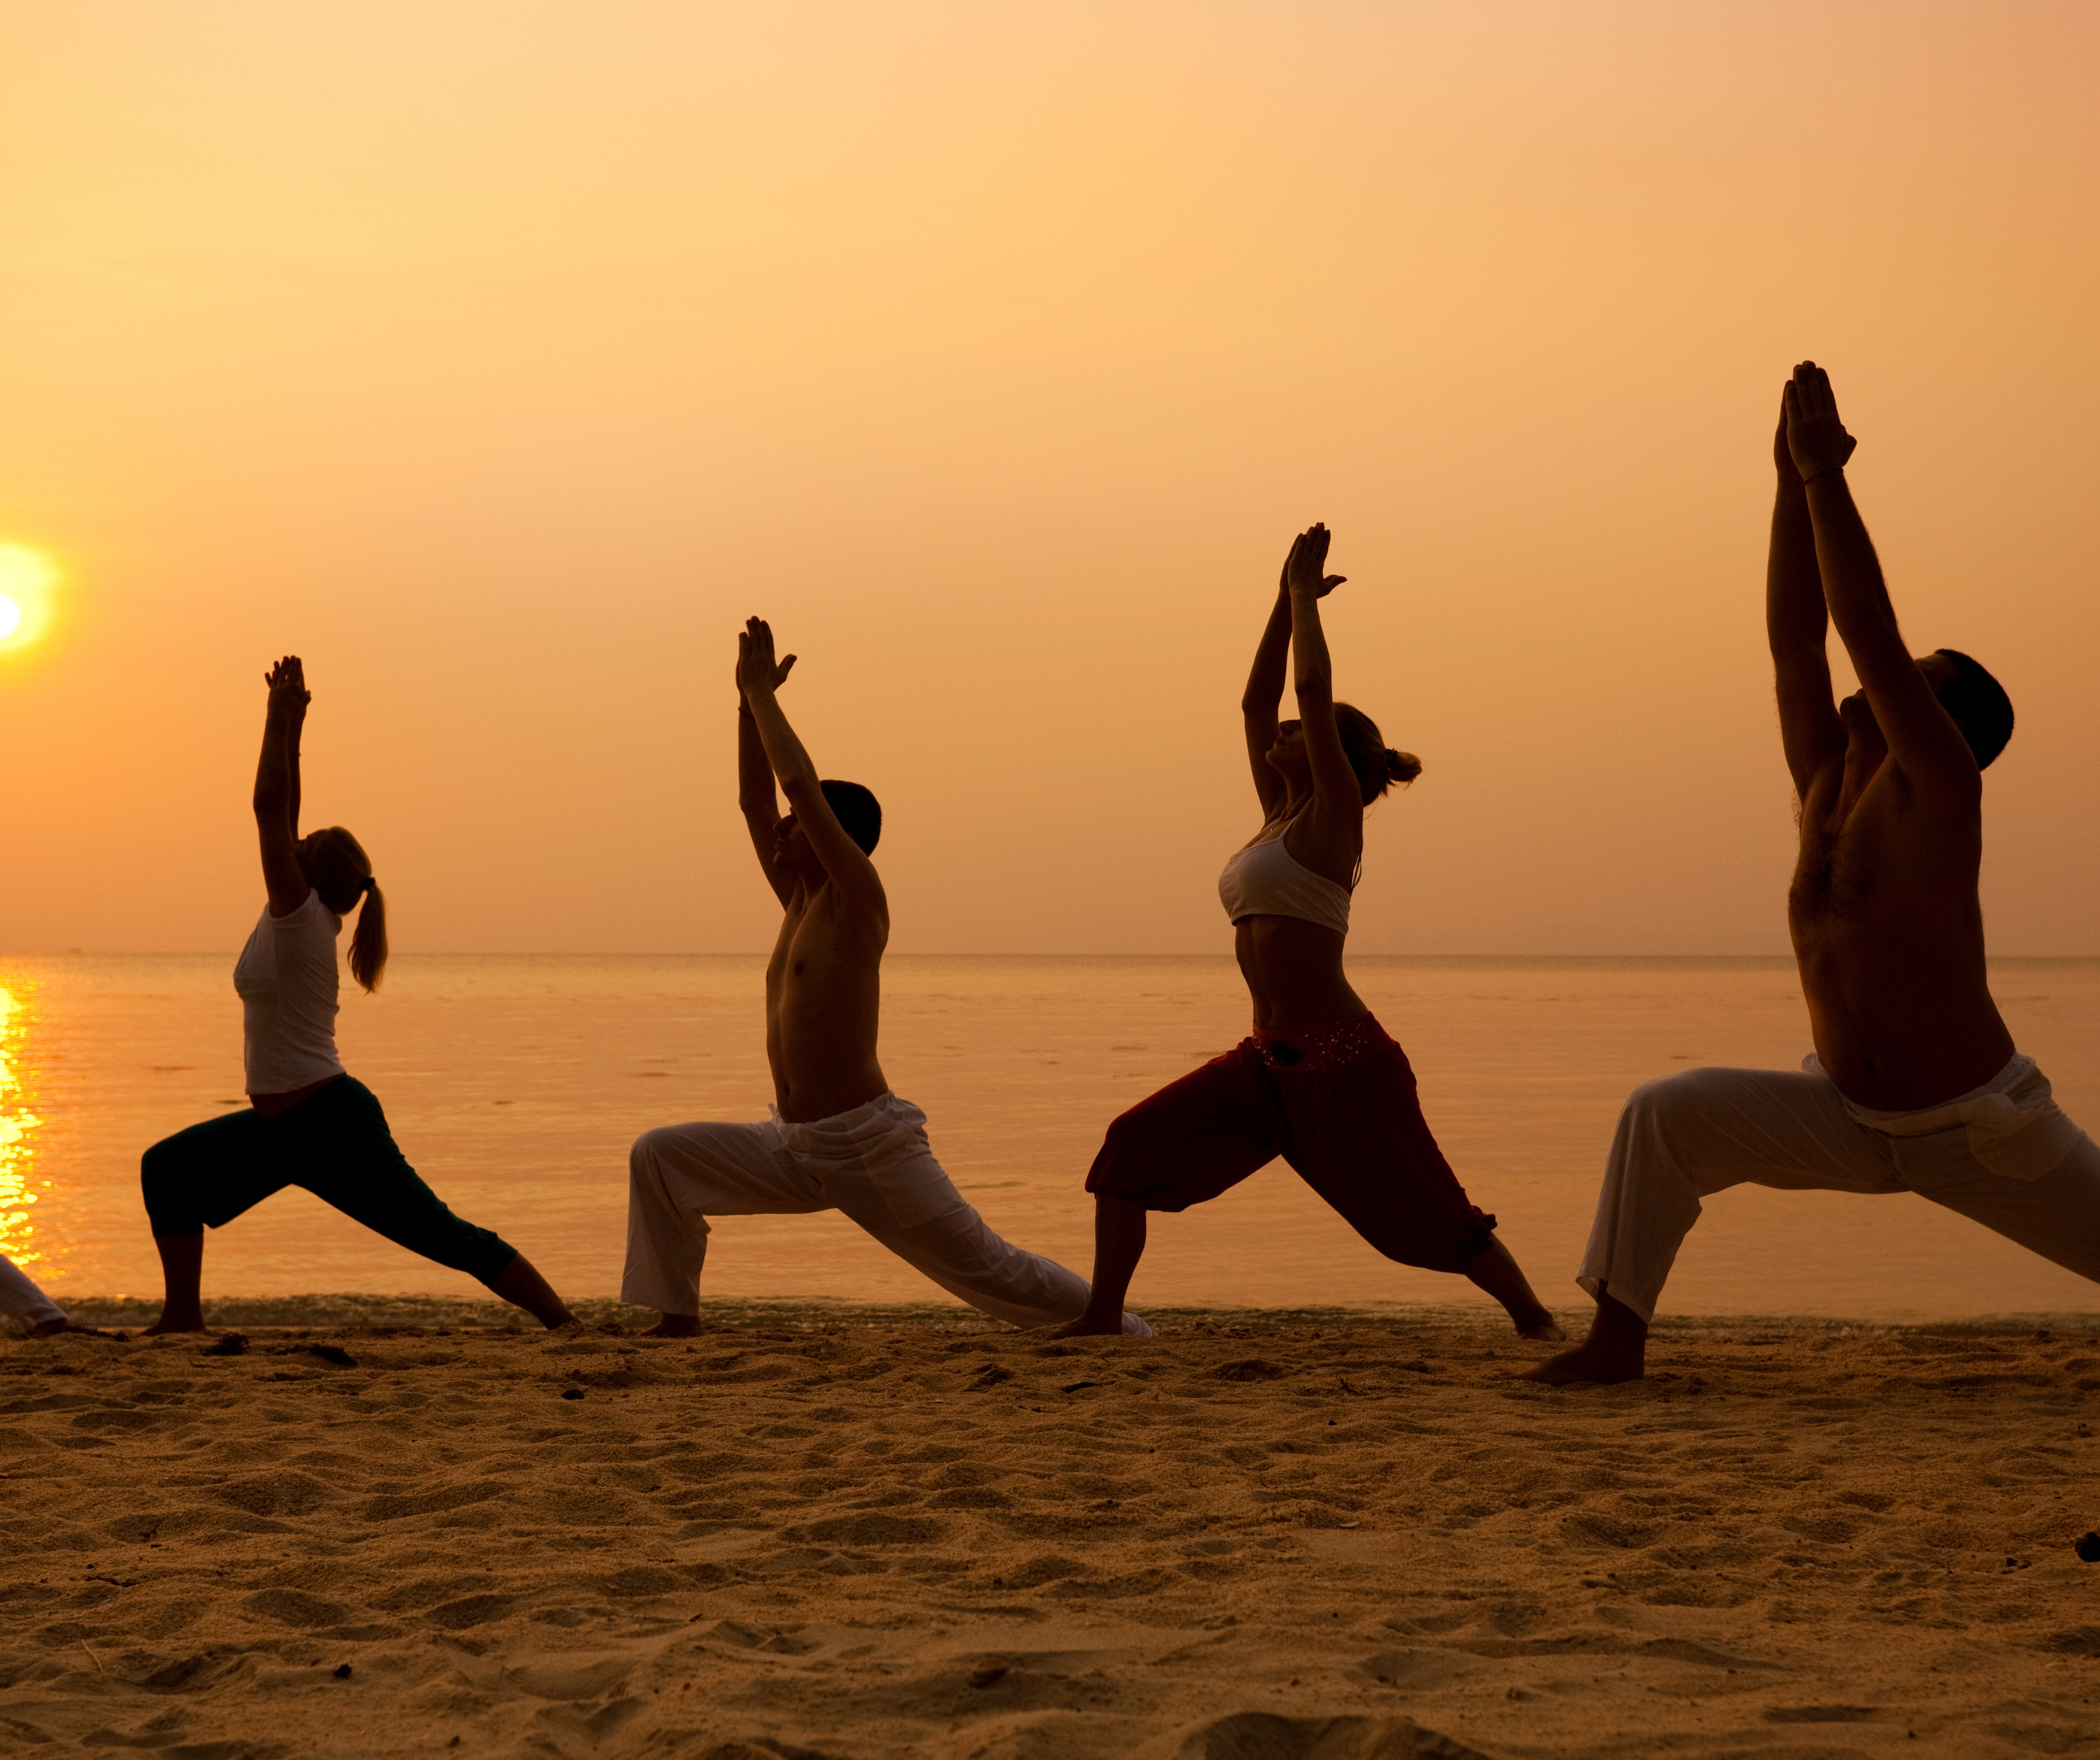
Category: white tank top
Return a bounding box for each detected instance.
[232,889,346,1095]
[1218,832,1353,935]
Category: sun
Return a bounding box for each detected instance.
[0,544,59,653]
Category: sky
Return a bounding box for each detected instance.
[2,0,2096,955]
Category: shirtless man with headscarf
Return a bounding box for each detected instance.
[621,617,1147,1338]
[1527,362,2100,1383]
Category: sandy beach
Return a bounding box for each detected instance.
[4,1303,2099,1759]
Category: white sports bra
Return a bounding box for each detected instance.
[1219,830,1353,935]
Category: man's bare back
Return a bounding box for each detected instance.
[737,619,891,1123]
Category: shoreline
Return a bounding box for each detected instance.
[31,1291,2100,1338]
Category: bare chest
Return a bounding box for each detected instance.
[1790,819,1877,930]
[1788,759,1909,931]
[766,893,874,1009]
[768,904,828,994]
[1788,764,1983,968]
[1789,802,1890,936]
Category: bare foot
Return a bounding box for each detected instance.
[643,1313,702,1338]
[1515,1288,1648,1383]
[1044,1313,1126,1339]
[139,1318,209,1337]
[1465,1239,1565,1346]
[485,1252,576,1330]
[1517,1337,1645,1383]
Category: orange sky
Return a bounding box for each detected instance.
[2,1,2096,955]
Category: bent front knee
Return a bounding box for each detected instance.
[140,1140,199,1236]
[1622,1068,1738,1131]
[629,1128,680,1183]
[1087,1110,1165,1184]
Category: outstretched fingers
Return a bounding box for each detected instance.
[263,655,309,705]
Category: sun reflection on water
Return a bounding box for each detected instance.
[0,981,51,1276]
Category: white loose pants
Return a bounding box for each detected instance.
[1580,1058,2100,1322]
[0,1253,66,1333]
[623,1091,1149,1334]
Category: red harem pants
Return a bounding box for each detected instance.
[1084,1014,1497,1273]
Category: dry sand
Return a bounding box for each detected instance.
[5,1303,2100,1759]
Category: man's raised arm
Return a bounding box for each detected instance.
[1765,387,1844,801]
[734,618,886,915]
[1786,362,1977,790]
[738,675,796,905]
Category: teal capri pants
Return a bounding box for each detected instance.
[141,1075,518,1283]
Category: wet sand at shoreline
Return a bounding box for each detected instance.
[6,1304,2100,1758]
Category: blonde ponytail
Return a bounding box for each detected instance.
[302,825,390,992]
[349,881,388,993]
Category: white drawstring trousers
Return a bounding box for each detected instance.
[1579,1055,2100,1322]
[623,1090,1150,1335]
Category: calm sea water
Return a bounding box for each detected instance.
[1,953,2096,1323]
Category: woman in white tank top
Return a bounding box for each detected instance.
[1053,526,1562,1347]
[137,657,575,1336]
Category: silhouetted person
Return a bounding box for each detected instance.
[139,657,575,1335]
[622,619,1147,1336]
[1050,526,1561,1340]
[1528,363,2100,1384]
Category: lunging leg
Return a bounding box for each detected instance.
[1046,1194,1149,1338]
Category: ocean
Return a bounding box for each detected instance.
[2,953,2096,1323]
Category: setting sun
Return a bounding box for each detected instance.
[0,544,59,653]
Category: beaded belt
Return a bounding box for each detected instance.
[1249,1015,1387,1073]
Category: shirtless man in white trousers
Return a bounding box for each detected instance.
[1528,362,2100,1383]
[623,617,1146,1338]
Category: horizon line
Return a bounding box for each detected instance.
[7,948,2100,962]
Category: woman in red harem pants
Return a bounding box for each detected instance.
[1051,525,1562,1343]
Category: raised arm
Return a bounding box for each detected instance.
[1785,362,1978,790]
[1766,385,1845,799]
[736,644,796,907]
[1241,560,1296,817]
[253,656,312,917]
[1284,524,1363,825]
[735,618,886,915]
